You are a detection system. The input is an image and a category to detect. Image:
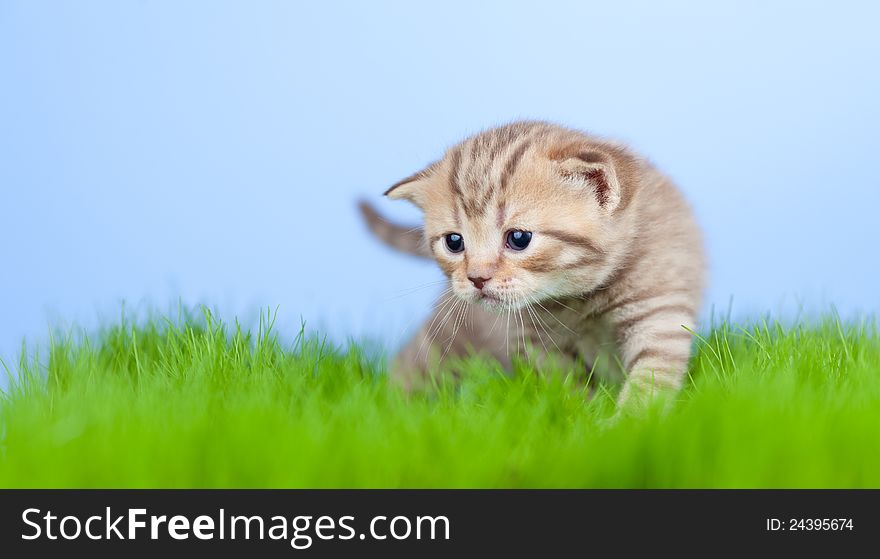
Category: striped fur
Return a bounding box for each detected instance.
[360,121,705,406]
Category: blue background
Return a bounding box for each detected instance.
[2,1,878,367]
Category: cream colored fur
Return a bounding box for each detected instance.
[360,121,705,406]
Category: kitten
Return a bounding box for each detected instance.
[360,121,705,405]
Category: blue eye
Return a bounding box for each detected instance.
[506,230,532,250]
[445,233,464,253]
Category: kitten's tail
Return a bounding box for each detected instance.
[358,200,431,258]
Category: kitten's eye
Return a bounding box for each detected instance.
[445,233,464,253]
[506,230,532,251]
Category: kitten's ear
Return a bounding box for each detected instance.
[556,151,622,211]
[384,161,439,208]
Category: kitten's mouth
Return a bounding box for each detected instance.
[457,288,519,311]
[475,291,508,311]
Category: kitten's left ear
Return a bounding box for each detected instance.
[384,161,440,209]
[556,152,622,212]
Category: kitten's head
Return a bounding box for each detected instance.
[385,122,632,312]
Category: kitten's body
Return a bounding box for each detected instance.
[361,121,705,404]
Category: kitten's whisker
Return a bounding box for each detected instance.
[387,281,450,301]
[535,314,561,354]
[443,300,467,349]
[487,306,502,337]
[524,305,544,353]
[390,285,453,349]
[526,296,563,355]
[545,295,579,314]
[398,279,449,294]
[517,307,528,361]
[386,285,451,303]
[442,301,467,356]
[513,305,519,356]
[533,299,578,335]
[426,298,462,362]
[417,294,460,361]
[504,299,512,356]
[440,301,469,363]
[525,303,551,356]
[421,292,457,343]
[510,305,520,355]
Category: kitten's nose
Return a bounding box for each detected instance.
[468,276,491,290]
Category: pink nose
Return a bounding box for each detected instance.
[468,276,491,290]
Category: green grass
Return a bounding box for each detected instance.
[1,308,879,488]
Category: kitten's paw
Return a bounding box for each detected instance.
[615,380,677,416]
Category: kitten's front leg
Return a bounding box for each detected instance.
[610,298,697,408]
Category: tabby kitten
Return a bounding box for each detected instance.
[360,121,705,405]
